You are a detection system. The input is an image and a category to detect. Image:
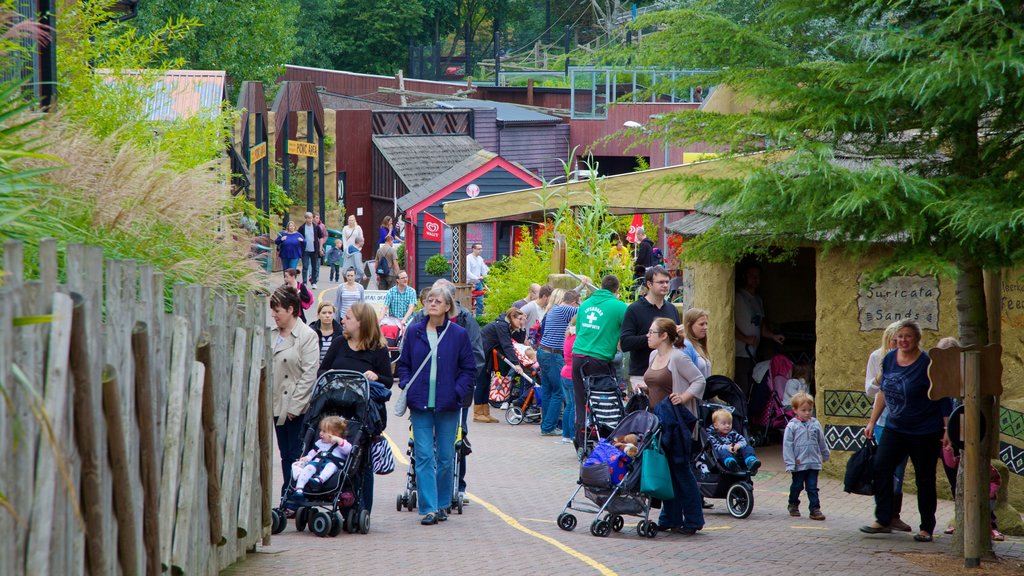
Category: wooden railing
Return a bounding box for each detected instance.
[0,240,273,575]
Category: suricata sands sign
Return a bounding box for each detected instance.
[857,274,940,331]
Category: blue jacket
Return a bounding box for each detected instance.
[655,397,697,467]
[276,231,304,260]
[397,317,476,412]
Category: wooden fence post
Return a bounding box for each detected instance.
[132,322,161,576]
[171,361,207,574]
[159,317,190,570]
[219,327,248,569]
[0,290,16,576]
[102,366,140,575]
[197,339,225,546]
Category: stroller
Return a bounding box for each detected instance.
[578,370,626,459]
[495,350,542,425]
[556,410,662,538]
[692,401,755,519]
[749,355,794,446]
[380,316,404,364]
[271,370,374,537]
[396,407,469,515]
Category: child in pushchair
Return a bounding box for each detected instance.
[692,402,756,519]
[290,416,353,501]
[706,409,762,475]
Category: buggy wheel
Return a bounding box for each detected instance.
[396,494,405,513]
[610,515,624,532]
[345,509,357,533]
[636,520,650,538]
[295,507,309,532]
[557,513,577,531]
[644,521,658,538]
[311,511,332,537]
[505,406,525,425]
[455,492,464,515]
[358,510,371,534]
[270,509,285,535]
[329,512,343,537]
[408,491,417,511]
[590,518,611,538]
[726,482,754,519]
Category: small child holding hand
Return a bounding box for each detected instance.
[707,409,762,475]
[783,392,829,520]
[290,416,352,501]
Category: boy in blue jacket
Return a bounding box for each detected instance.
[707,409,761,475]
[783,392,830,520]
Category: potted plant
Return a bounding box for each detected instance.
[425,253,452,278]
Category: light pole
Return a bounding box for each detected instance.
[624,119,670,168]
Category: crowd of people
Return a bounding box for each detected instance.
[268,217,992,542]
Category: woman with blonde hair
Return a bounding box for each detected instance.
[680,308,711,379]
[475,307,528,422]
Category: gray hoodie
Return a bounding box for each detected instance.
[782,417,830,472]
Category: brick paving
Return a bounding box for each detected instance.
[236,269,1023,575]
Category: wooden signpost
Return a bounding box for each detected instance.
[286,139,318,157]
[249,142,267,164]
[928,344,1002,568]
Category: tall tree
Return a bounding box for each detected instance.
[132,0,300,97]
[627,0,1024,557]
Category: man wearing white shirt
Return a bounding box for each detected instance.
[466,243,489,316]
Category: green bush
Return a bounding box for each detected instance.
[425,253,451,277]
[397,243,406,269]
[484,230,550,318]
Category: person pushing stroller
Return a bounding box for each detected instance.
[707,409,762,475]
[290,416,353,504]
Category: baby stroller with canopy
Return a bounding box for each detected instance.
[270,370,375,537]
[692,401,755,519]
[578,370,626,459]
[749,355,794,446]
[396,407,470,515]
[556,410,662,538]
[379,316,404,364]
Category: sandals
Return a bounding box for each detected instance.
[913,532,933,542]
[860,523,892,534]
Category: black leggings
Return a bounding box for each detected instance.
[873,428,942,534]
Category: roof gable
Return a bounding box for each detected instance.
[373,134,482,190]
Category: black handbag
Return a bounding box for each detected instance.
[844,439,876,496]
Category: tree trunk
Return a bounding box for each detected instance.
[951,259,994,558]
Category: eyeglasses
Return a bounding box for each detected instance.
[426,297,446,305]
[647,329,662,335]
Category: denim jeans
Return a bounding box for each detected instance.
[410,408,459,515]
[559,376,575,440]
[473,281,485,315]
[658,461,705,530]
[302,250,320,284]
[537,349,565,434]
[789,469,821,510]
[281,257,300,274]
[275,417,306,491]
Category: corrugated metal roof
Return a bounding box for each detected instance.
[373,134,482,192]
[435,99,560,125]
[397,150,497,212]
[666,210,720,236]
[145,70,226,122]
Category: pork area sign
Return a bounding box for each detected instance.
[857,274,939,331]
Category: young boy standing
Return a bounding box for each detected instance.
[783,392,830,520]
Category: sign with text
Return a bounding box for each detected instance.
[249,142,267,164]
[857,274,939,331]
[423,212,444,242]
[1001,275,1024,329]
[287,140,319,157]
[360,289,388,317]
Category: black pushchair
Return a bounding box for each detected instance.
[557,410,662,538]
[578,370,626,460]
[271,370,374,537]
[692,401,755,519]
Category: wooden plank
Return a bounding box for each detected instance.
[218,327,247,569]
[26,291,75,576]
[158,317,190,571]
[235,327,264,540]
[171,361,206,574]
[4,242,30,573]
[0,290,18,576]
[68,289,107,576]
[258,362,273,542]
[142,269,166,473]
[132,322,161,576]
[39,238,57,296]
[102,365,140,574]
[196,339,225,546]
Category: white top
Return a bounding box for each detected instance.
[864,348,889,428]
[467,253,489,283]
[783,378,809,405]
[302,223,316,252]
[734,288,764,358]
[342,225,364,251]
[521,299,545,332]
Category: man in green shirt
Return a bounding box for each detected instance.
[570,274,628,448]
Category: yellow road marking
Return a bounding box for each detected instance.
[522,518,556,524]
[701,526,732,531]
[383,433,618,576]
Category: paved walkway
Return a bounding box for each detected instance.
[240,267,1024,575]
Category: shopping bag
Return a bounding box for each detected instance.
[843,439,876,496]
[640,433,675,500]
[371,436,395,475]
[488,371,512,402]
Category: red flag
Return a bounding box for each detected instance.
[423,212,444,242]
[625,214,643,243]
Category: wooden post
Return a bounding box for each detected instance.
[171,361,206,574]
[102,366,140,575]
[159,317,190,570]
[258,364,273,541]
[963,350,983,568]
[218,327,248,568]
[131,323,161,576]
[69,293,107,576]
[236,327,264,540]
[0,289,16,576]
[196,339,225,546]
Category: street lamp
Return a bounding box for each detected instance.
[623,119,670,168]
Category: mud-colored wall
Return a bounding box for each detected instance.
[690,260,735,377]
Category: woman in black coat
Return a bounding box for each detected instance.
[473,307,527,423]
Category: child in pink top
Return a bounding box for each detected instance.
[558,327,577,443]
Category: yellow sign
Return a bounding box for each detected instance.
[249,142,267,163]
[287,140,319,157]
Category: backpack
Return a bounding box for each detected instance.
[376,252,390,277]
[843,440,876,496]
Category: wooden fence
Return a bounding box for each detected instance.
[0,240,274,575]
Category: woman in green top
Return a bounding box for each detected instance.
[396,287,476,525]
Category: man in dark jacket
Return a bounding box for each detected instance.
[620,266,681,394]
[654,397,704,534]
[634,227,655,270]
[299,211,325,289]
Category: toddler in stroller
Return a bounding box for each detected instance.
[693,403,756,519]
[707,409,762,475]
[290,416,353,502]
